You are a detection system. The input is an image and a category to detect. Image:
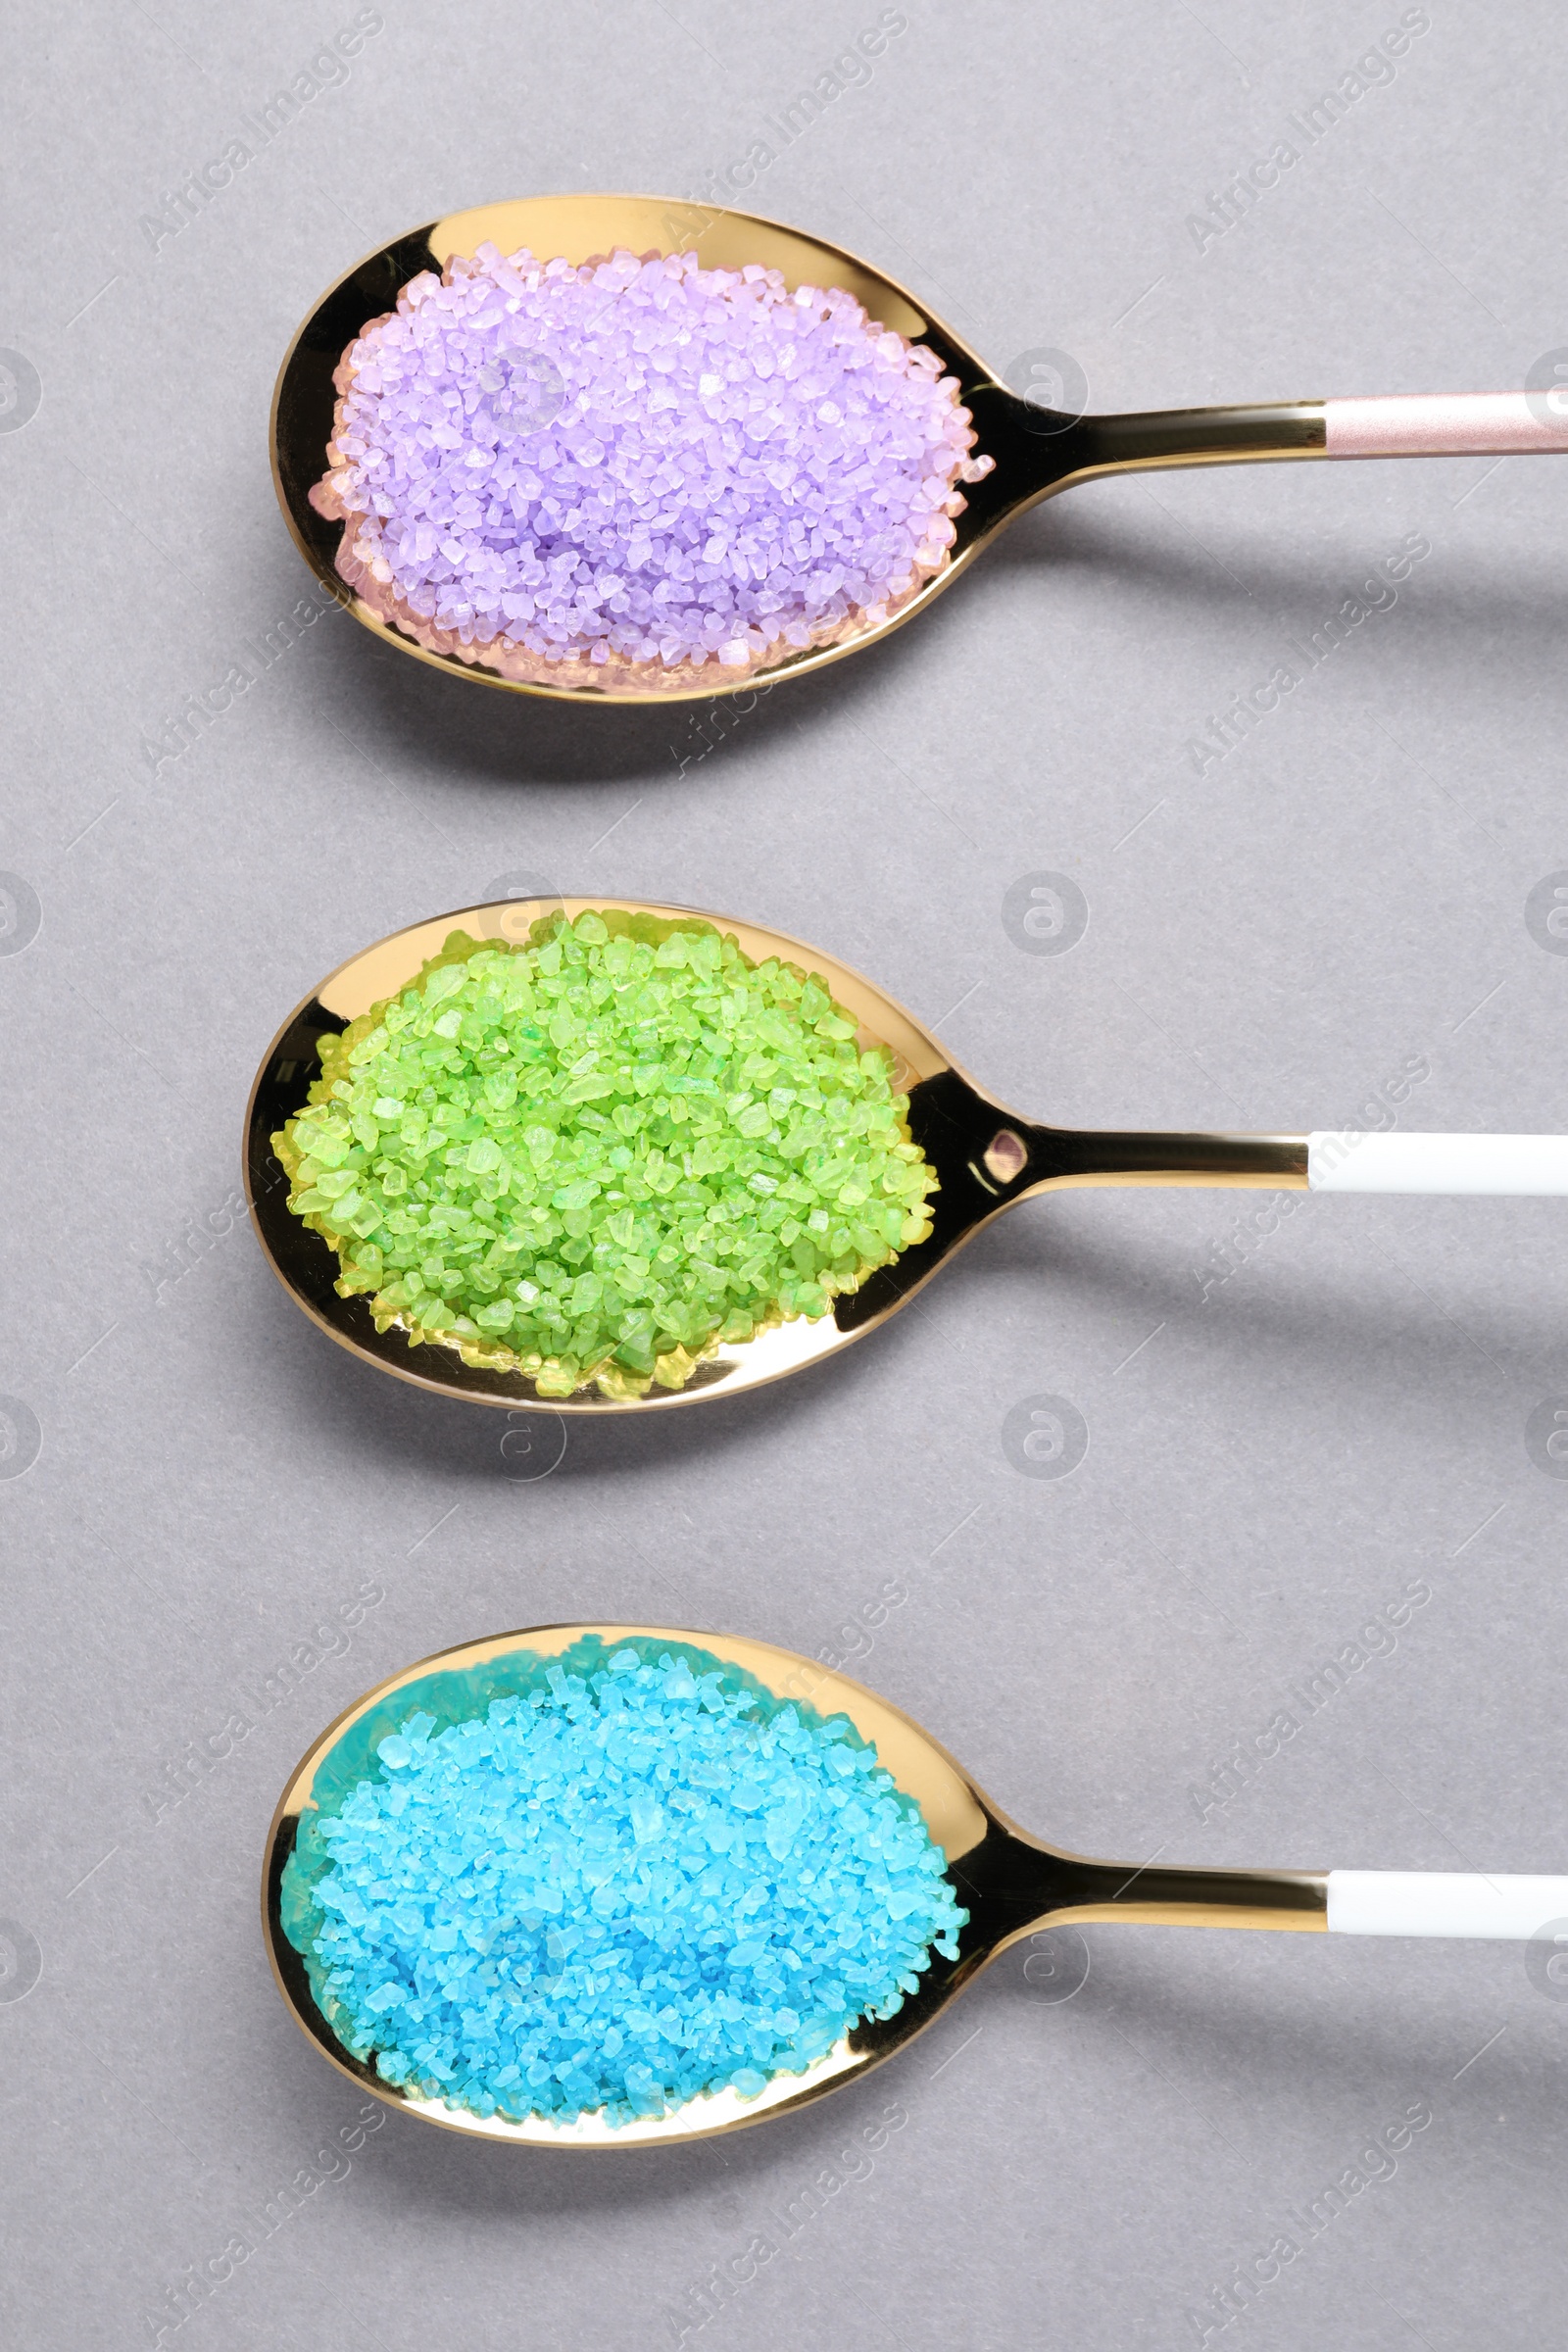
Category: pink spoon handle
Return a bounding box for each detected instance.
[1047,394,1568,496]
[1325,391,1568,458]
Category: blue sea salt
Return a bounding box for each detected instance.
[281,1636,966,2128]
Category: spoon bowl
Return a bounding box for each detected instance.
[262,1621,1325,2148]
[246,895,973,1412]
[272,193,1002,706]
[247,895,1568,1414]
[272,193,1568,706]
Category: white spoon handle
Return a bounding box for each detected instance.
[1308,1132,1568,1194]
[1328,1872,1568,1938]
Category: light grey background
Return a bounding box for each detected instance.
[5,4,1568,2346]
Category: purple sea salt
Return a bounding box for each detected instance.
[311,240,993,691]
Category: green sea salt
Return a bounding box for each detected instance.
[276,910,939,1398]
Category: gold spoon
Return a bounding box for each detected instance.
[271,191,1568,708]
[245,896,1568,1416]
[264,1620,1568,2149]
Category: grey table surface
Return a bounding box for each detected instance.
[6,3,1568,2345]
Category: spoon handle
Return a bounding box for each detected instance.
[1324,394,1567,460]
[1040,1854,1329,1933]
[1006,1126,1568,1195]
[1036,1856,1568,1940]
[1327,1873,1568,1938]
[1005,1126,1309,1191]
[1306,1132,1568,1193]
[1062,394,1567,484]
